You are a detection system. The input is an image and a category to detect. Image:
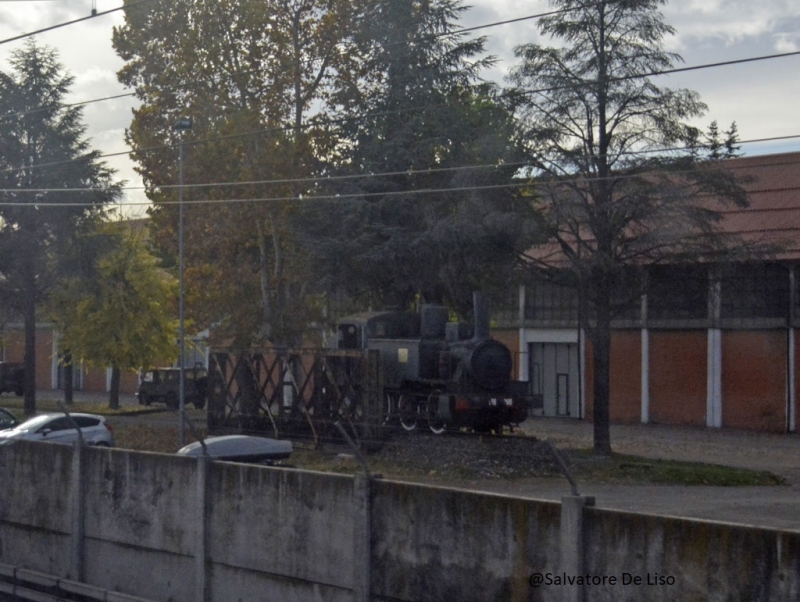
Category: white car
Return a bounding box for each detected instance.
[0,413,115,447]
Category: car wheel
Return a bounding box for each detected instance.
[94,441,110,447]
[139,393,151,406]
[193,399,206,410]
[165,392,178,409]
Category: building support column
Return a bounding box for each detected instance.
[707,268,722,428]
[641,292,649,424]
[788,266,796,433]
[578,329,586,419]
[641,329,650,424]
[789,328,796,433]
[707,329,723,428]
[518,284,528,382]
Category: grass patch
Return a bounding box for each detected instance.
[113,423,207,453]
[568,450,785,486]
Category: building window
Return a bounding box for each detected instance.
[720,263,788,320]
[525,280,579,322]
[648,265,709,320]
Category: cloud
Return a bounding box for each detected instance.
[665,0,800,49]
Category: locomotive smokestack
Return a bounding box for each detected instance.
[473,291,490,340]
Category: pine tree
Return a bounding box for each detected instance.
[508,0,750,455]
[0,41,120,413]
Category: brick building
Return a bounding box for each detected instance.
[493,151,800,432]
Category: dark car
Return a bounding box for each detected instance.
[0,407,19,430]
[137,367,207,409]
[0,362,24,396]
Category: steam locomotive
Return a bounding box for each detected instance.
[336,293,530,433]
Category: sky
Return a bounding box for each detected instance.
[0,0,798,217]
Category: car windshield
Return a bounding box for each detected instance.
[13,415,57,431]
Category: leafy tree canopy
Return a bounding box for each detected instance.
[0,41,121,412]
[113,0,354,346]
[47,220,178,408]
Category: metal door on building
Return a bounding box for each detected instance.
[529,343,580,417]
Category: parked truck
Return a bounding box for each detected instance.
[137,366,207,409]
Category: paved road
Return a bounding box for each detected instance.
[429,418,800,532]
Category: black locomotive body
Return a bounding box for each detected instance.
[336,293,530,433]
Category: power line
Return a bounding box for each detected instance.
[0,133,798,195]
[0,0,153,47]
[0,2,797,188]
[4,38,799,182]
[5,0,792,125]
[4,151,800,208]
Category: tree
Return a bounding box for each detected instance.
[0,41,121,414]
[507,0,750,455]
[113,0,353,346]
[305,0,535,315]
[48,221,178,409]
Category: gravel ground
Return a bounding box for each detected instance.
[373,431,563,479]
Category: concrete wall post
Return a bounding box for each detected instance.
[352,473,372,602]
[560,495,594,602]
[69,444,85,582]
[195,455,209,602]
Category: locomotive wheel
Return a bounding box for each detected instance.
[398,394,417,431]
[383,392,396,425]
[427,392,447,435]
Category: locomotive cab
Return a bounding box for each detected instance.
[337,311,420,350]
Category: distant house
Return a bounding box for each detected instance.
[0,215,212,399]
[0,324,138,396]
[0,323,209,397]
[491,151,800,433]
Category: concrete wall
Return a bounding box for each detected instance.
[1,441,799,602]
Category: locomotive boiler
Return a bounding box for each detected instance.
[336,292,530,433]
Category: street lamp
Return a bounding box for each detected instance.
[173,117,192,446]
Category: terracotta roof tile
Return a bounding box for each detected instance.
[526,151,800,263]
